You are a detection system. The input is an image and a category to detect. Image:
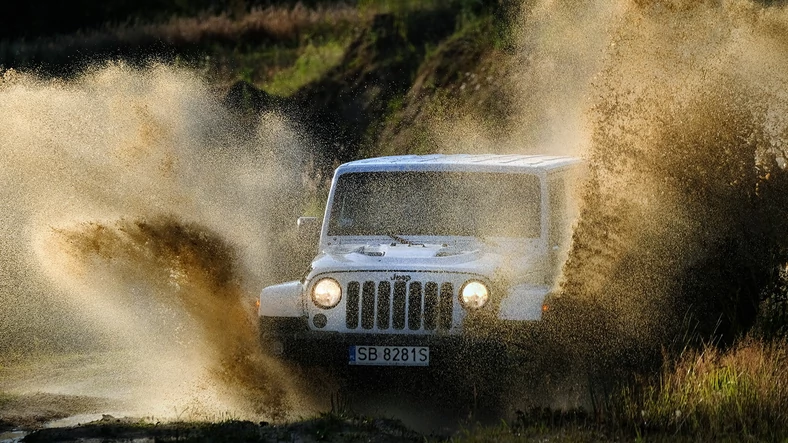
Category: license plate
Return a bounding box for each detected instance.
[349,345,429,366]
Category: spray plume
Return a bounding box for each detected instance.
[0,62,315,420]
[548,0,788,373]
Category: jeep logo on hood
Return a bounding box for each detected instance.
[390,274,411,282]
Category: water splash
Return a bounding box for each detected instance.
[554,0,788,369]
[480,0,788,412]
[0,63,313,421]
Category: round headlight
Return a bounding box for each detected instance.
[460,280,489,309]
[312,278,342,309]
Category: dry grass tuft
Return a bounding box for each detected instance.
[136,5,367,45]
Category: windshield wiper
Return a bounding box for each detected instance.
[386,233,424,246]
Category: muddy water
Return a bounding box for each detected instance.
[521,0,788,386]
[0,64,318,423]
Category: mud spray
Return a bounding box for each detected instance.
[0,64,325,422]
[499,0,788,409]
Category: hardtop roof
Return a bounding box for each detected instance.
[335,154,581,175]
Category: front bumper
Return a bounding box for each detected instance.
[259,316,518,366]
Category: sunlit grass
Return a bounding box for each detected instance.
[261,40,347,97]
[618,338,788,439]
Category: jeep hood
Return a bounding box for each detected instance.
[308,240,547,282]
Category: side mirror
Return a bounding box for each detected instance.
[297,216,321,244]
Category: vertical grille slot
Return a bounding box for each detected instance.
[345,281,360,329]
[377,281,391,329]
[361,281,376,329]
[423,282,439,331]
[407,282,423,330]
[439,282,454,330]
[392,281,407,330]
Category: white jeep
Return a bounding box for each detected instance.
[259,154,582,367]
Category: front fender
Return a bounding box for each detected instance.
[259,281,304,317]
[497,284,550,321]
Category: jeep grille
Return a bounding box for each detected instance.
[345,280,454,331]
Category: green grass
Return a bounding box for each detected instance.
[261,40,347,96]
[616,338,788,440]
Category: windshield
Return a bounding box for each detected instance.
[328,171,541,238]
